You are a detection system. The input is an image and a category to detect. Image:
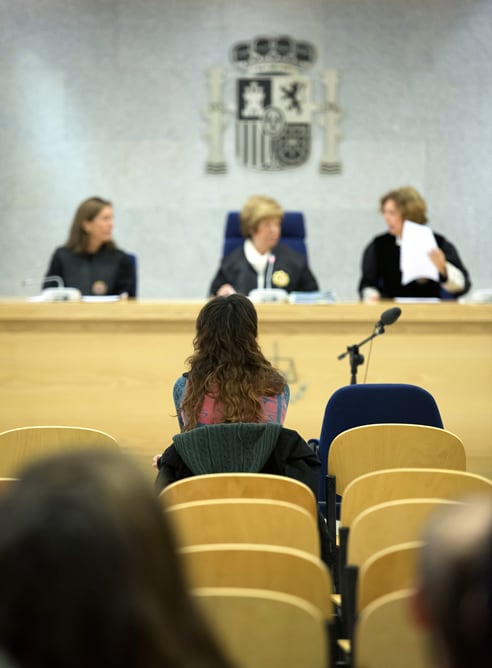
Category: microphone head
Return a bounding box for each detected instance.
[379,307,402,326]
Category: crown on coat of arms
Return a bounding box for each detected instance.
[230,36,317,75]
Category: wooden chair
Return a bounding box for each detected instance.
[161,472,317,519]
[341,467,492,529]
[193,586,329,668]
[180,543,333,619]
[336,468,492,613]
[346,498,460,569]
[329,424,466,498]
[340,499,458,642]
[0,426,119,477]
[357,541,423,613]
[326,423,465,584]
[166,498,320,556]
[354,589,432,668]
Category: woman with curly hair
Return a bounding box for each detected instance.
[154,294,329,565]
[175,293,289,431]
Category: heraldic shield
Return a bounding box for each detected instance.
[236,75,312,171]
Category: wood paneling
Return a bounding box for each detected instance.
[1,300,491,479]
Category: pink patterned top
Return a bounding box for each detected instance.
[173,375,290,430]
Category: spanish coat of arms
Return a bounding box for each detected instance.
[203,35,342,174]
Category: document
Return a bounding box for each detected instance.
[400,220,439,285]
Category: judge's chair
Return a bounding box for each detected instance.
[223,211,308,259]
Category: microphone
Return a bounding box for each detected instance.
[43,275,64,288]
[265,254,276,290]
[248,254,287,303]
[41,275,81,302]
[377,307,402,327]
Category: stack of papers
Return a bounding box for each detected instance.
[288,291,336,304]
[400,220,439,285]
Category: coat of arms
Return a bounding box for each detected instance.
[203,35,342,174]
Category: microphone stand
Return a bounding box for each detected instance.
[337,323,385,385]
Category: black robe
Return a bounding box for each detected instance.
[44,245,137,297]
[209,243,319,296]
[358,232,471,299]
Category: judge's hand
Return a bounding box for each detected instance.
[216,283,236,296]
[428,248,447,275]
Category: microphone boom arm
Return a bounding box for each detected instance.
[337,306,401,385]
[337,326,385,385]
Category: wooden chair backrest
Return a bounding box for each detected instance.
[347,498,460,567]
[328,424,466,495]
[0,426,119,477]
[193,586,329,668]
[166,498,320,556]
[357,541,423,612]
[354,589,432,668]
[341,467,492,527]
[180,543,333,618]
[161,472,317,519]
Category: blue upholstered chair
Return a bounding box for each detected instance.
[222,211,308,259]
[127,252,138,297]
[315,383,444,586]
[317,383,443,505]
[318,383,443,580]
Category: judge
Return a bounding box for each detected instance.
[358,186,471,301]
[44,197,137,297]
[209,195,319,297]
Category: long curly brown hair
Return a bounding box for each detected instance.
[180,294,286,430]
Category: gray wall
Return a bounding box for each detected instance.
[1,0,491,300]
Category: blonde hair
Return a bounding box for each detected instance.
[380,186,428,224]
[239,195,284,238]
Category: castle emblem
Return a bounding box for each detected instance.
[203,35,342,174]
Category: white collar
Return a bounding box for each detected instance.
[244,239,269,272]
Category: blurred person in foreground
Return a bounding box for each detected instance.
[0,450,231,668]
[412,495,492,668]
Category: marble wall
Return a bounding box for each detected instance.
[1,0,490,299]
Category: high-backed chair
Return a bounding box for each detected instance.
[126,252,138,297]
[161,472,317,520]
[317,384,444,505]
[180,543,333,619]
[0,426,119,477]
[193,587,329,668]
[166,498,320,556]
[354,589,432,668]
[223,211,308,259]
